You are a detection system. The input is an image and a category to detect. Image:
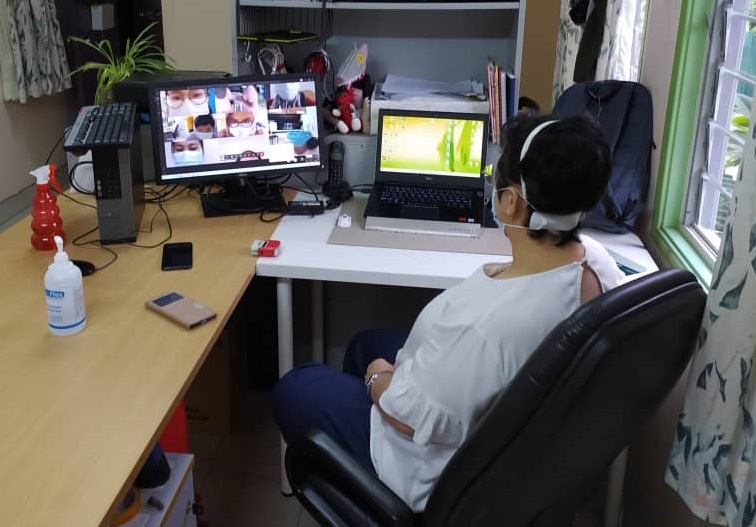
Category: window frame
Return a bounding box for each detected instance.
[686,2,754,251]
[650,0,717,288]
[653,1,755,289]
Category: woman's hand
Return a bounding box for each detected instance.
[364,359,414,436]
[364,358,394,383]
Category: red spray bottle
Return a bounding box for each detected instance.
[30,164,65,251]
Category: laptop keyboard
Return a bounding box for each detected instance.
[380,185,473,209]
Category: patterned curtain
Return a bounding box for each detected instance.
[595,0,649,82]
[552,0,648,105]
[552,1,583,105]
[666,95,756,525]
[0,0,70,103]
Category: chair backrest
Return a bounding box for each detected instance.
[423,268,706,527]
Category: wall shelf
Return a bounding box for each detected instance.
[239,1,520,11]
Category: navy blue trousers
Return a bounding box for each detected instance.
[272,329,407,471]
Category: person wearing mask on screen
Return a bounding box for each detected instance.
[220,111,266,137]
[170,133,204,166]
[269,82,313,109]
[272,114,625,513]
[193,114,216,139]
[165,89,209,117]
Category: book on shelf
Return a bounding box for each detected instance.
[486,58,517,145]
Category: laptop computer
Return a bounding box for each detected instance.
[364,109,489,238]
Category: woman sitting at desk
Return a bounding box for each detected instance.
[272,114,625,512]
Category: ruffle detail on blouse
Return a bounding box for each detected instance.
[379,374,464,446]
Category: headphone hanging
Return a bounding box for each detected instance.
[304,48,333,100]
[257,43,287,76]
[304,48,332,78]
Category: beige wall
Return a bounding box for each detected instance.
[622,1,711,526]
[0,93,77,202]
[520,0,561,113]
[636,0,687,235]
[161,0,235,74]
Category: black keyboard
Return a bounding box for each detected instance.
[64,102,136,150]
[380,184,473,210]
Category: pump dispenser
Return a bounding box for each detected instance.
[44,235,86,336]
[30,164,65,250]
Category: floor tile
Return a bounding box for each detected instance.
[298,507,321,527]
[201,471,301,527]
[233,389,277,433]
[188,432,224,491]
[212,389,281,479]
[213,429,281,480]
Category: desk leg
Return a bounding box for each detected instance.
[311,280,324,363]
[277,278,294,375]
[277,277,294,495]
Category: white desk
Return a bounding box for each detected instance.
[255,194,658,500]
[256,198,519,368]
[257,196,657,372]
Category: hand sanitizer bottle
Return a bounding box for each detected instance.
[45,235,86,336]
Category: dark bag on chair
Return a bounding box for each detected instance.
[553,80,654,233]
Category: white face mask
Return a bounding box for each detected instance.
[195,131,214,140]
[491,186,583,232]
[228,125,253,137]
[490,187,528,231]
[173,149,203,165]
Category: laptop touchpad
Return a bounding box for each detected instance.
[401,205,439,220]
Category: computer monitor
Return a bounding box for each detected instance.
[148,72,324,216]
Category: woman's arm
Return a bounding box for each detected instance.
[365,359,415,436]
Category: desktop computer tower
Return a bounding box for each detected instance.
[91,127,145,244]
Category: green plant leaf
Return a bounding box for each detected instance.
[69,21,171,104]
[733,115,750,127]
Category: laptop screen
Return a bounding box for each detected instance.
[376,110,488,183]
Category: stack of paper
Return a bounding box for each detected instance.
[486,59,517,144]
[380,74,485,99]
[368,75,490,135]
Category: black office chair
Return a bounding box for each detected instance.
[285,268,706,527]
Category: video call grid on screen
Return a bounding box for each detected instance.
[153,75,322,183]
[378,114,487,179]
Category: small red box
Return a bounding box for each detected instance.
[251,239,281,257]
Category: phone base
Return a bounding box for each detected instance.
[322,182,353,206]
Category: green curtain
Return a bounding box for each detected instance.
[0,0,70,103]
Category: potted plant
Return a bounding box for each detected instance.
[69,22,173,104]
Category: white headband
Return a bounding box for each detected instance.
[518,120,583,231]
[520,120,558,162]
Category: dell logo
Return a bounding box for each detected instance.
[424,176,432,181]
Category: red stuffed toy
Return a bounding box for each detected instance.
[327,43,369,134]
[332,86,361,134]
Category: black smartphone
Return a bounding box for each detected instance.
[161,242,193,271]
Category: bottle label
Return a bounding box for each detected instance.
[46,287,86,330]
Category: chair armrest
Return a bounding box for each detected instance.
[285,429,415,527]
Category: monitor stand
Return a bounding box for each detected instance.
[200,177,286,218]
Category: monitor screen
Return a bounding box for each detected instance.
[149,73,324,185]
[376,110,488,183]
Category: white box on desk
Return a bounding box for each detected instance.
[324,134,376,187]
[367,83,490,135]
